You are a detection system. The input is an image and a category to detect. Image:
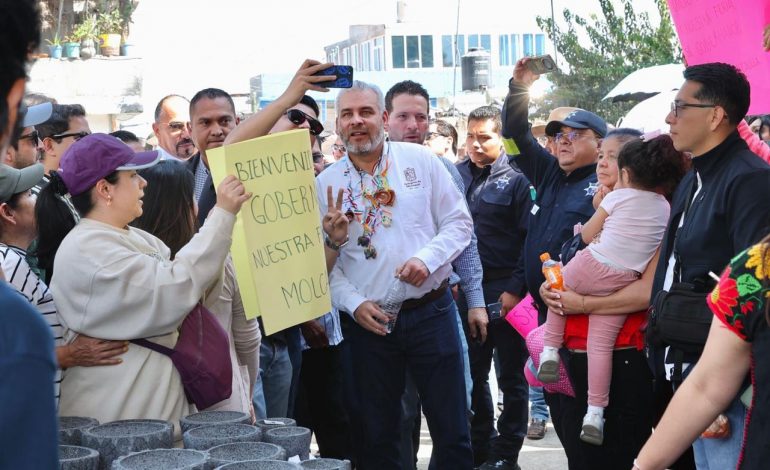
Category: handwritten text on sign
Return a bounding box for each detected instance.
[667,0,770,114]
[208,130,331,334]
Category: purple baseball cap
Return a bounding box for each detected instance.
[59,133,160,196]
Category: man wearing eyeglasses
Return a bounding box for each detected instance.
[645,62,770,469]
[426,120,459,163]
[502,62,606,324]
[34,103,90,194]
[152,94,196,161]
[503,58,656,469]
[331,136,346,161]
[4,102,51,170]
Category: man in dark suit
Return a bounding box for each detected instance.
[186,88,239,226]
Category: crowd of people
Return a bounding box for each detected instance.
[3,2,770,470]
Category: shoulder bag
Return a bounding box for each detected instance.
[131,303,233,410]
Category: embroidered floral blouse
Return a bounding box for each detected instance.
[707,241,770,470]
[709,242,770,341]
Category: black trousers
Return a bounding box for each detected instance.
[339,314,363,467]
[458,278,529,465]
[295,344,353,459]
[545,348,654,470]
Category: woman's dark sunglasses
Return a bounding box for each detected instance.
[286,109,324,136]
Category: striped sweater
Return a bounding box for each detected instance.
[0,243,62,403]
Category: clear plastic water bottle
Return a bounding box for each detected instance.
[379,277,406,333]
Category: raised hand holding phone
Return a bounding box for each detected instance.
[312,65,354,88]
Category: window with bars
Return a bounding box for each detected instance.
[442,35,453,67]
[374,37,384,71]
[523,34,534,56]
[392,35,434,69]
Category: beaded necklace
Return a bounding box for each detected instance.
[343,144,396,259]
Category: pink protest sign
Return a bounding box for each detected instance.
[505,293,539,338]
[667,0,770,114]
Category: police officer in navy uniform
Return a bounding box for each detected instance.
[456,105,531,470]
[502,57,659,469]
[501,106,605,319]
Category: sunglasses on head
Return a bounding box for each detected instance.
[51,131,91,142]
[285,109,323,136]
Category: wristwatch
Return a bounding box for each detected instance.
[325,236,349,251]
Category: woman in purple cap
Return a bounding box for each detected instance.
[35,133,250,439]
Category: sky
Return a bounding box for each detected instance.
[28,0,661,134]
[130,0,661,102]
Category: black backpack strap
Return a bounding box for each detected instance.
[672,348,685,387]
[672,175,698,281]
[131,338,175,357]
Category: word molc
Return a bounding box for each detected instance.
[281,272,329,309]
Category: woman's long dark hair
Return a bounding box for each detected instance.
[131,161,197,259]
[35,170,118,284]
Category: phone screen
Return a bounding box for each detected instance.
[487,302,503,320]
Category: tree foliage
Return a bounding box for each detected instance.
[535,0,682,124]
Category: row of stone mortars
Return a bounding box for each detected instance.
[58,411,352,470]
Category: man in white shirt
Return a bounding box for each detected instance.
[316,80,474,468]
[152,94,196,161]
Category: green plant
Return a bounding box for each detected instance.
[46,33,62,46]
[535,0,682,123]
[96,10,122,35]
[72,16,99,42]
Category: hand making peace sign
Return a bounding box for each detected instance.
[323,186,349,245]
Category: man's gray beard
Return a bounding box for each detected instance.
[345,126,385,156]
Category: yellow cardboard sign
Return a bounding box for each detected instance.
[207,129,331,334]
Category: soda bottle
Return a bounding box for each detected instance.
[540,253,564,290]
[379,277,406,333]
